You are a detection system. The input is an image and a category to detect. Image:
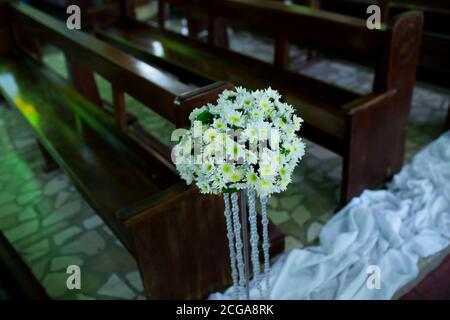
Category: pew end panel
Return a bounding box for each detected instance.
[118,185,230,299]
[119,183,285,299]
[174,81,235,127]
[339,10,423,203]
[341,90,397,202]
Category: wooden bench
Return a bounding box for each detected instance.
[24,0,136,30]
[296,0,450,130]
[0,2,284,299]
[95,0,423,203]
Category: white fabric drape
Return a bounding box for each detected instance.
[211,131,450,300]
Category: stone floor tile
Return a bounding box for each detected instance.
[98,274,137,299]
[4,220,39,242]
[61,230,106,255]
[53,226,83,246]
[50,256,84,272]
[82,215,103,230]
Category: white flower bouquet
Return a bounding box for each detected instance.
[173,87,306,197]
[172,86,305,299]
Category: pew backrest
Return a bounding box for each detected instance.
[8,2,190,126]
[157,0,423,117]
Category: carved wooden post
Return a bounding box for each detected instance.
[113,85,127,131]
[274,33,289,69]
[207,17,229,48]
[119,0,136,20]
[158,0,166,29]
[378,0,390,23]
[10,17,42,62]
[187,16,205,38]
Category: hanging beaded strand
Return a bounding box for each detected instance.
[260,195,271,299]
[231,192,246,299]
[223,193,239,299]
[247,188,263,299]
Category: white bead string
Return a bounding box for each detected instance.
[260,195,271,299]
[247,188,263,299]
[223,193,239,299]
[231,192,246,299]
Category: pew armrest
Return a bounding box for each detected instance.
[174,81,234,127]
[341,89,397,114]
[117,182,195,227]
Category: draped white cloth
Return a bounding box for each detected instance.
[210,131,450,300]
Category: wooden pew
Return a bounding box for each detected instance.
[297,0,450,129]
[25,0,132,30]
[0,2,284,299]
[161,0,449,131]
[95,0,424,203]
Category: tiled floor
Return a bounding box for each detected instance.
[0,21,448,299]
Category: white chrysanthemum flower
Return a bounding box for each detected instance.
[189,106,207,122]
[259,97,271,113]
[236,91,254,108]
[250,108,264,122]
[202,162,215,174]
[246,172,259,185]
[246,150,258,165]
[256,122,271,142]
[226,141,246,163]
[203,128,219,143]
[220,163,234,177]
[266,87,281,102]
[243,126,258,143]
[257,179,274,197]
[229,168,243,183]
[275,118,287,130]
[227,110,244,127]
[218,89,237,104]
[293,115,303,131]
[259,164,277,178]
[174,87,305,197]
[212,118,226,130]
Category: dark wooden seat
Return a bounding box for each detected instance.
[0,2,284,299]
[95,0,424,203]
[0,56,172,249]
